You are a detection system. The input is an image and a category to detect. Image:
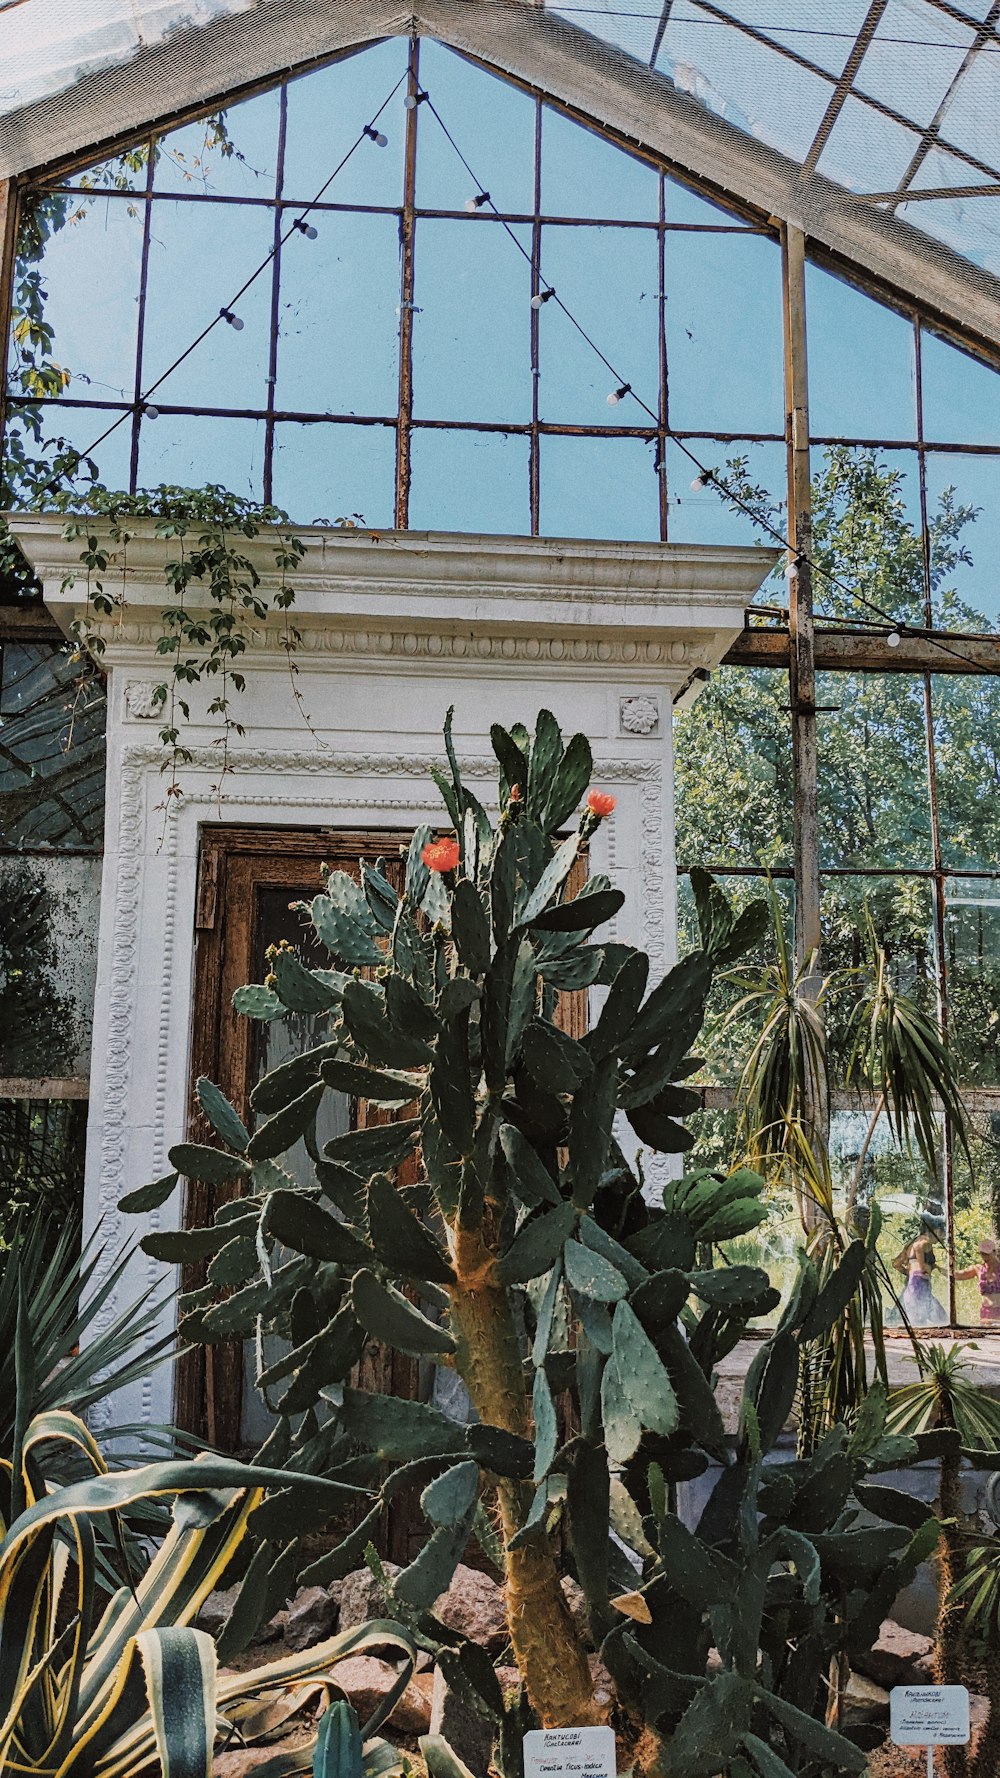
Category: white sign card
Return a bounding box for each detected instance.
[523,1726,617,1778]
[890,1686,970,1746]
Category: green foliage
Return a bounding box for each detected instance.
[125,709,945,1768]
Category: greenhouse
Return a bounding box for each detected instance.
[4,3,1000,1775]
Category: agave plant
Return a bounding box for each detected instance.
[0,1405,416,1778]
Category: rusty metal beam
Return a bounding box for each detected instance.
[724,625,1000,675]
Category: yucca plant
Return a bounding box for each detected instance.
[0,1404,416,1778]
[122,710,953,1773]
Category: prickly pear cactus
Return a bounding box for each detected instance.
[126,710,936,1775]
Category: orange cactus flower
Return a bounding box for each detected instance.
[423,836,460,872]
[586,789,617,818]
[508,783,522,803]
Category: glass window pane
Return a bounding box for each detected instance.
[154,91,280,198]
[537,225,659,426]
[412,219,532,424]
[818,96,924,194]
[409,429,529,534]
[0,854,100,1075]
[0,642,106,850]
[666,439,785,550]
[926,451,1000,631]
[276,212,400,417]
[283,40,409,209]
[414,42,536,215]
[540,106,658,221]
[59,148,150,193]
[666,231,784,434]
[0,1099,87,1243]
[271,421,396,527]
[816,671,932,869]
[674,667,793,870]
[539,434,658,541]
[810,446,924,624]
[10,197,143,405]
[9,403,134,495]
[953,1115,1000,1328]
[932,674,1000,871]
[137,413,265,498]
[141,199,273,409]
[807,263,917,441]
[664,177,750,227]
[842,1109,950,1328]
[654,17,835,163]
[944,877,1000,1086]
[921,330,1000,447]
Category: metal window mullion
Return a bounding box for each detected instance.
[394,36,420,531]
[658,173,669,541]
[129,138,156,492]
[529,95,542,536]
[263,83,288,507]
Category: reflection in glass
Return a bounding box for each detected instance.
[931,674,1000,871]
[141,200,273,408]
[283,39,409,209]
[541,107,658,221]
[806,263,916,441]
[137,413,265,498]
[415,41,536,215]
[666,231,784,434]
[539,433,658,541]
[674,668,793,870]
[409,428,529,534]
[537,225,659,426]
[154,91,280,199]
[0,643,107,850]
[816,669,932,869]
[272,422,396,527]
[412,220,532,423]
[276,212,401,417]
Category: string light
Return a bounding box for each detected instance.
[292,218,318,239]
[530,287,556,308]
[364,125,389,147]
[141,403,159,420]
[465,191,491,212]
[607,382,632,406]
[404,89,429,111]
[690,470,711,491]
[220,308,244,330]
[886,629,903,648]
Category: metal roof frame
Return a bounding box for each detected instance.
[2,0,1000,354]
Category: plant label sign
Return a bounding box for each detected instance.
[890,1686,970,1745]
[523,1727,617,1778]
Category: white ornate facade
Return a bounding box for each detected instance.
[12,518,776,1432]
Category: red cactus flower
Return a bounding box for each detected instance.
[508,783,522,803]
[423,836,460,873]
[586,789,617,818]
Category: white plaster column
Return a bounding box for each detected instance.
[12,520,777,1435]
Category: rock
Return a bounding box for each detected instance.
[432,1565,508,1652]
[337,1563,402,1632]
[854,1619,935,1690]
[589,1654,614,1712]
[840,1671,890,1729]
[328,1655,432,1736]
[431,1664,496,1775]
[214,1738,313,1776]
[285,1584,337,1654]
[561,1576,592,1645]
[197,1586,281,1645]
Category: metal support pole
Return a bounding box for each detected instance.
[782,221,826,1228]
[0,178,19,495]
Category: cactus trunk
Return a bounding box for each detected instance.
[936,1445,970,1778]
[449,1225,598,1728]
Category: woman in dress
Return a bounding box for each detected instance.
[892,1232,949,1325]
[955,1236,1000,1323]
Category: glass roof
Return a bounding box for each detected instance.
[1,0,999,275]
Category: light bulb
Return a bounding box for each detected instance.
[690,472,710,492]
[530,287,555,309]
[220,307,244,330]
[365,125,388,147]
[293,218,318,239]
[143,403,159,419]
[465,191,490,212]
[404,89,427,110]
[607,382,631,406]
[886,629,902,648]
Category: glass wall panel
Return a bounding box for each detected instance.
[137,413,265,497]
[663,177,751,227]
[540,108,658,221]
[0,643,106,850]
[666,439,785,549]
[154,91,280,198]
[283,40,409,209]
[0,1098,88,1243]
[14,403,134,493]
[674,667,793,870]
[925,451,1000,630]
[9,198,144,405]
[0,853,101,1075]
[272,421,396,527]
[931,673,1000,871]
[537,224,659,426]
[810,445,925,624]
[806,264,917,441]
[538,434,658,541]
[414,42,536,215]
[816,670,932,869]
[944,877,1000,1086]
[409,428,529,534]
[412,219,532,423]
[276,212,401,417]
[921,328,1000,446]
[665,231,784,435]
[952,1115,1000,1328]
[821,875,937,1077]
[141,199,273,409]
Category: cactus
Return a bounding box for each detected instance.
[127,708,935,1772]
